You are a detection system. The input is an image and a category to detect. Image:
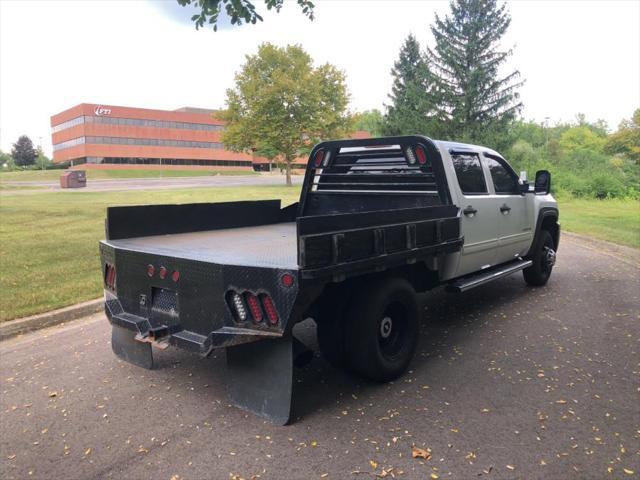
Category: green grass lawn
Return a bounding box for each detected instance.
[559,197,640,248]
[0,168,257,182]
[0,189,636,322]
[0,186,301,321]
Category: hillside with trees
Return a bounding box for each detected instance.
[375,0,639,200]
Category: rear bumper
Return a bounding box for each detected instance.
[104,291,282,356]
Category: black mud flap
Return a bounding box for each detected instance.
[226,336,294,425]
[111,325,154,370]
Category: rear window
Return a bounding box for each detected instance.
[451,154,487,195]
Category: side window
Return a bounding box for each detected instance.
[486,157,518,194]
[452,154,488,195]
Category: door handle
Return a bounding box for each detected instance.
[463,206,478,217]
[500,204,511,214]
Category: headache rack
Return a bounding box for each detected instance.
[299,136,452,217]
[312,143,438,194]
[297,135,461,280]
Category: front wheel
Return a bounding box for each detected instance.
[344,278,419,382]
[523,230,556,286]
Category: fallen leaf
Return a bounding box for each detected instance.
[623,469,634,475]
[311,441,318,447]
[412,446,432,460]
[555,399,567,404]
[480,408,490,413]
[48,392,58,398]
[369,460,378,470]
[84,448,91,456]
[430,474,439,479]
[506,465,515,470]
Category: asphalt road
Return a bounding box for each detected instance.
[1,174,301,193]
[1,236,638,480]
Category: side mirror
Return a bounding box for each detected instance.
[534,170,551,194]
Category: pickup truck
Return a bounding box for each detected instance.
[100,135,559,425]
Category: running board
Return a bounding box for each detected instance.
[446,259,532,293]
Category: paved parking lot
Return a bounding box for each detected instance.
[1,174,301,193]
[1,235,638,479]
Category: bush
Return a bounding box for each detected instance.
[588,174,627,199]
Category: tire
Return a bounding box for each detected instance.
[344,278,419,382]
[523,229,556,287]
[315,291,350,368]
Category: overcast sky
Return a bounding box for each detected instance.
[0,0,638,156]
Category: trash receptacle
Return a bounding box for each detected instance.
[60,170,87,188]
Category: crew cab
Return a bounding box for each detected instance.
[100,135,559,424]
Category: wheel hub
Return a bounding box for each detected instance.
[380,316,393,339]
[544,246,556,268]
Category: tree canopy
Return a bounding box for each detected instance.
[382,35,441,138]
[177,0,314,30]
[353,109,384,137]
[427,0,523,143]
[221,43,351,185]
[605,108,640,164]
[11,135,37,167]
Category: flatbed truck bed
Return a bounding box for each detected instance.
[105,222,298,269]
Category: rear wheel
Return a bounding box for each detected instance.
[344,278,419,382]
[523,230,556,286]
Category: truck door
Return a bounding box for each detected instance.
[450,152,500,277]
[483,154,533,265]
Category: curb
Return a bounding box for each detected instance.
[0,298,103,341]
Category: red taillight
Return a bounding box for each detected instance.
[281,273,294,288]
[245,292,263,323]
[313,149,324,167]
[159,266,167,279]
[415,145,427,165]
[171,270,180,283]
[105,263,116,291]
[260,295,279,325]
[147,264,155,277]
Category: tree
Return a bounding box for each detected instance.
[222,43,351,185]
[35,146,52,170]
[0,150,13,170]
[605,108,640,164]
[353,109,384,137]
[11,135,37,167]
[382,35,441,137]
[426,0,523,143]
[177,0,314,31]
[559,126,607,154]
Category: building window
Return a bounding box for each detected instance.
[52,137,86,151]
[51,115,224,134]
[83,136,224,149]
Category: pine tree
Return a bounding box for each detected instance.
[11,135,37,167]
[383,35,442,137]
[427,0,523,144]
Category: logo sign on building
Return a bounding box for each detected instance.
[94,105,112,116]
